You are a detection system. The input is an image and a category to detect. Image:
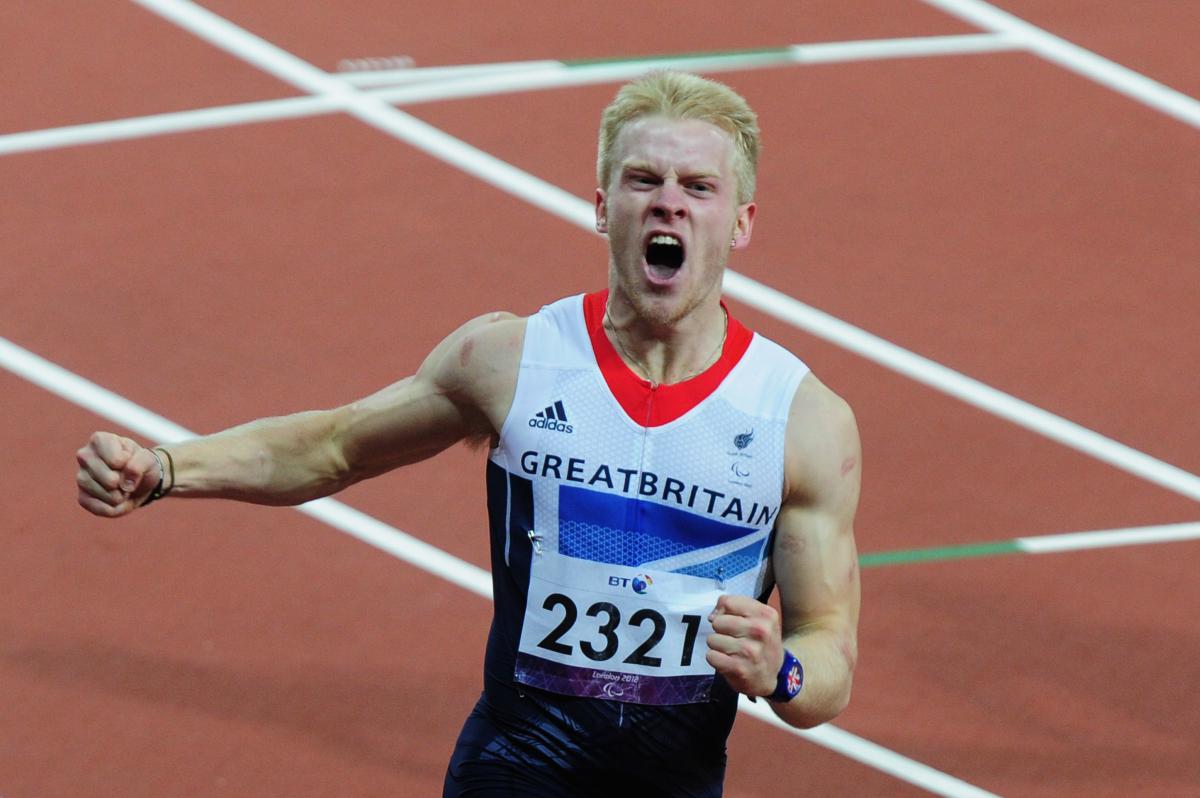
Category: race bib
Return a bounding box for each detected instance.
[515,551,722,705]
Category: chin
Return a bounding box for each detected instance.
[635,292,693,328]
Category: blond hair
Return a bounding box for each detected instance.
[596,71,761,204]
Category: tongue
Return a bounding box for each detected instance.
[647,262,679,280]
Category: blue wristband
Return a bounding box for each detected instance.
[767,649,804,702]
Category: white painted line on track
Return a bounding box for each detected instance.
[920,0,1200,129]
[369,51,797,104]
[0,34,1019,157]
[1017,521,1200,555]
[341,33,1020,88]
[299,499,492,598]
[740,698,1002,798]
[126,0,594,228]
[789,32,1021,64]
[1,328,993,797]
[343,58,564,88]
[0,337,190,446]
[719,272,1200,503]
[363,34,1020,106]
[0,335,493,598]
[0,95,335,156]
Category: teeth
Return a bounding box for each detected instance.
[649,234,681,246]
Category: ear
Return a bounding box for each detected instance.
[594,188,608,234]
[730,201,756,250]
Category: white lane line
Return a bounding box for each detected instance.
[0,34,1020,158]
[740,699,1002,798]
[0,335,493,597]
[342,33,1020,87]
[1017,521,1200,555]
[300,499,492,598]
[720,272,1200,503]
[368,51,797,104]
[920,0,1200,129]
[343,58,563,87]
[364,34,1020,106]
[128,0,594,226]
[0,95,334,156]
[790,32,1021,64]
[2,329,994,797]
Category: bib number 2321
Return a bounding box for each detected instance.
[536,591,703,668]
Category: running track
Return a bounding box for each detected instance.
[2,2,1197,796]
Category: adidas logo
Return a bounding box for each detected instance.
[529,399,574,433]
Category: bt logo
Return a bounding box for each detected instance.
[608,574,654,594]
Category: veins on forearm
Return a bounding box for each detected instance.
[169,411,347,504]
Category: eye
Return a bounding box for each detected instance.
[687,182,715,193]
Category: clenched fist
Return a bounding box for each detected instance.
[76,432,165,517]
[705,594,785,698]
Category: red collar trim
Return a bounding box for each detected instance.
[583,290,753,427]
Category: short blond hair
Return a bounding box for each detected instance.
[596,71,761,204]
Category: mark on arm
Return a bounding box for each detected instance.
[458,336,474,368]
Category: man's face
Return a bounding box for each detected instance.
[596,116,755,327]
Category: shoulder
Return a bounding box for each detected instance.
[782,373,861,509]
[424,311,527,392]
[447,310,527,366]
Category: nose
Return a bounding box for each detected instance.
[651,182,687,220]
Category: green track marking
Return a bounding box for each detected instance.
[860,540,1022,568]
[860,522,1200,567]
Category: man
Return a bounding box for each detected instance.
[76,71,861,797]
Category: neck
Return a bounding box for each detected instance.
[602,298,728,386]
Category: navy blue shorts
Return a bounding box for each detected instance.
[443,687,728,798]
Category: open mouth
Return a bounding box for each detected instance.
[645,234,684,278]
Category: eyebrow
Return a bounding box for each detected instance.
[622,162,724,181]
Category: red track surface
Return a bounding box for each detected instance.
[2,2,1197,796]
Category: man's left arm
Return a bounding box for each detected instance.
[706,374,861,728]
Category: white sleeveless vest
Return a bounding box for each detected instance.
[487,291,809,705]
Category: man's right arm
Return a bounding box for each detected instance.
[75,312,524,518]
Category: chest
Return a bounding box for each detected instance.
[497,362,786,561]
